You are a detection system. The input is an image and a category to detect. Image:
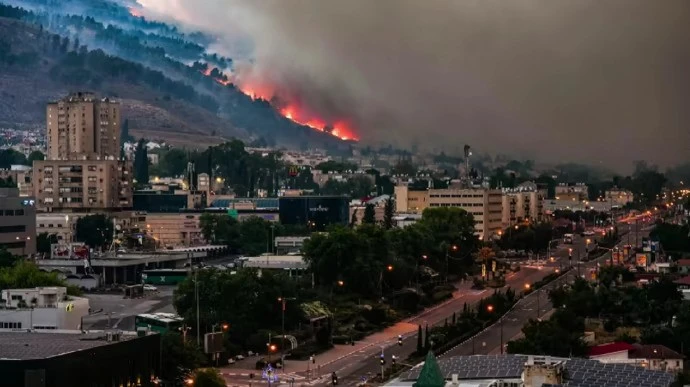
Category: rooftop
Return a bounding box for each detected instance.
[394,355,674,387]
[588,342,636,357]
[0,331,139,360]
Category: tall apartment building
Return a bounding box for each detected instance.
[395,185,503,240]
[36,92,132,212]
[46,92,121,160]
[0,188,37,256]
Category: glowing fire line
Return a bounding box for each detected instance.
[197,67,358,141]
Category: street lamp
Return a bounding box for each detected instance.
[486,304,504,354]
[278,296,296,372]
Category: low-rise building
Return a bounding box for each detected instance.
[0,187,37,256]
[588,342,684,372]
[0,287,89,330]
[605,188,634,207]
[274,236,309,255]
[33,158,133,212]
[349,195,390,225]
[394,185,428,214]
[555,183,589,201]
[0,165,33,197]
[0,330,161,387]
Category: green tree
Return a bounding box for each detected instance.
[27,150,45,164]
[74,214,113,250]
[199,213,240,246]
[0,149,27,168]
[0,261,80,295]
[160,148,188,177]
[362,203,376,224]
[192,369,225,387]
[134,138,149,185]
[238,216,272,256]
[120,118,134,143]
[0,176,16,188]
[0,248,19,268]
[160,332,205,384]
[383,198,394,229]
[36,233,58,256]
[507,309,587,357]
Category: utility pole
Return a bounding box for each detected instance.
[195,269,200,346]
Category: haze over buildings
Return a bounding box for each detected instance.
[135,0,690,172]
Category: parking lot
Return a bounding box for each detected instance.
[82,286,176,330]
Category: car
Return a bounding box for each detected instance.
[583,230,595,236]
[143,284,158,291]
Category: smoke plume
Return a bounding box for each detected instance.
[136,0,690,171]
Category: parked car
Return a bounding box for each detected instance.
[143,284,158,291]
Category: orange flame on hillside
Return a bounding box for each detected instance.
[197,65,358,141]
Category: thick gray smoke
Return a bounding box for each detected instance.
[137,0,690,172]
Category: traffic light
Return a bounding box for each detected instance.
[380,354,386,365]
[331,372,338,385]
[397,335,403,346]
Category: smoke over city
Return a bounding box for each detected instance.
[135,0,690,171]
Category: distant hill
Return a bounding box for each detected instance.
[0,2,351,152]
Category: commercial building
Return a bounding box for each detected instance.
[138,212,205,247]
[394,185,428,214]
[385,354,675,387]
[46,92,120,160]
[605,188,634,207]
[0,330,160,387]
[555,182,589,201]
[279,196,349,231]
[274,236,309,254]
[0,187,37,256]
[395,185,502,240]
[0,287,89,330]
[133,189,205,212]
[33,158,133,212]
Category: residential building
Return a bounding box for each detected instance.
[0,287,89,330]
[588,342,684,372]
[0,188,36,256]
[46,92,120,160]
[36,213,75,242]
[32,158,133,212]
[555,183,589,201]
[0,330,161,387]
[349,195,390,225]
[502,185,545,226]
[605,188,634,207]
[311,170,374,189]
[0,165,33,197]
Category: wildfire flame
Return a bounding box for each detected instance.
[197,65,358,141]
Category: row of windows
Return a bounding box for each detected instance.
[0,209,25,216]
[0,225,26,234]
[430,194,484,198]
[0,241,26,249]
[0,322,22,329]
[38,224,66,228]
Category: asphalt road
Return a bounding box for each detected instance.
[82,286,176,330]
[302,218,657,387]
[297,234,598,386]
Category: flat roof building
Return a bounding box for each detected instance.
[0,187,37,256]
[0,330,160,387]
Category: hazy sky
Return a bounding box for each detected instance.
[135,0,690,172]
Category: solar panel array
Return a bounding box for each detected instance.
[403,355,675,387]
[403,354,528,381]
[562,358,674,387]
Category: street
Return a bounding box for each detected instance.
[82,286,176,330]
[219,230,597,386]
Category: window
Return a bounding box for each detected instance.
[0,225,26,233]
[3,210,14,216]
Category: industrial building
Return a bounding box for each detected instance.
[0,330,160,387]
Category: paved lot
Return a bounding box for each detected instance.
[83,286,176,330]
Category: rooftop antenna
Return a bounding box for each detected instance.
[464,144,471,184]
